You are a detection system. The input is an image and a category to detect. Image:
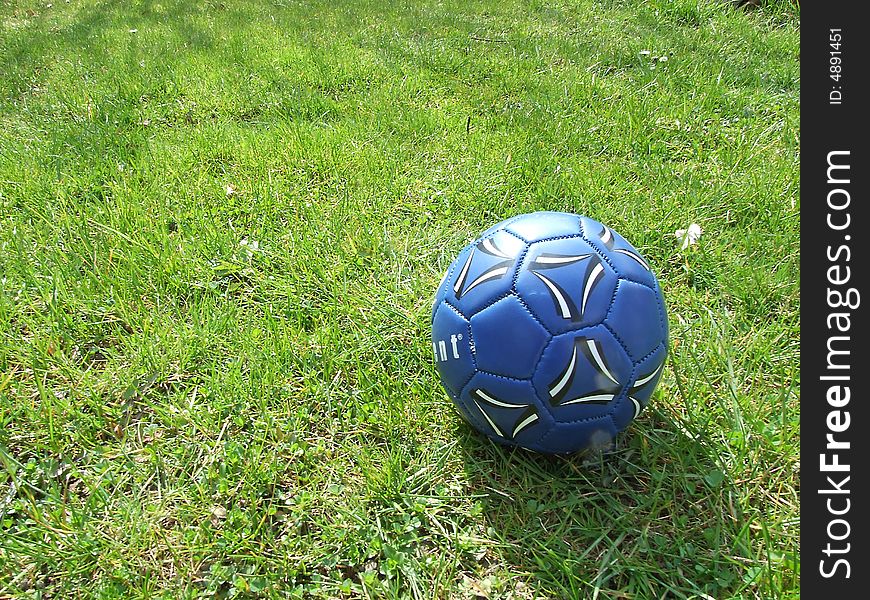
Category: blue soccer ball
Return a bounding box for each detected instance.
[431,211,668,454]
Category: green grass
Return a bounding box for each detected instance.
[0,0,799,598]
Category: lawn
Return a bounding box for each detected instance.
[0,0,799,598]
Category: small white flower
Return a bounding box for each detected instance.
[675,223,702,249]
[239,237,259,260]
[225,183,237,197]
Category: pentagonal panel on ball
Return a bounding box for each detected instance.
[450,230,526,317]
[504,211,583,242]
[609,342,668,431]
[532,327,633,424]
[469,295,550,380]
[460,372,551,446]
[535,417,619,455]
[516,236,618,335]
[604,280,667,363]
[629,344,667,406]
[580,216,659,288]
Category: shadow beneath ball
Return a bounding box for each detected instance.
[454,405,747,597]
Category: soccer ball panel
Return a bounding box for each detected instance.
[580,216,659,287]
[516,236,617,335]
[630,344,668,408]
[431,243,472,322]
[431,302,475,397]
[504,211,583,241]
[469,295,550,379]
[448,230,526,316]
[532,327,633,424]
[534,417,618,455]
[460,373,551,446]
[477,215,524,239]
[611,343,667,430]
[605,280,667,362]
